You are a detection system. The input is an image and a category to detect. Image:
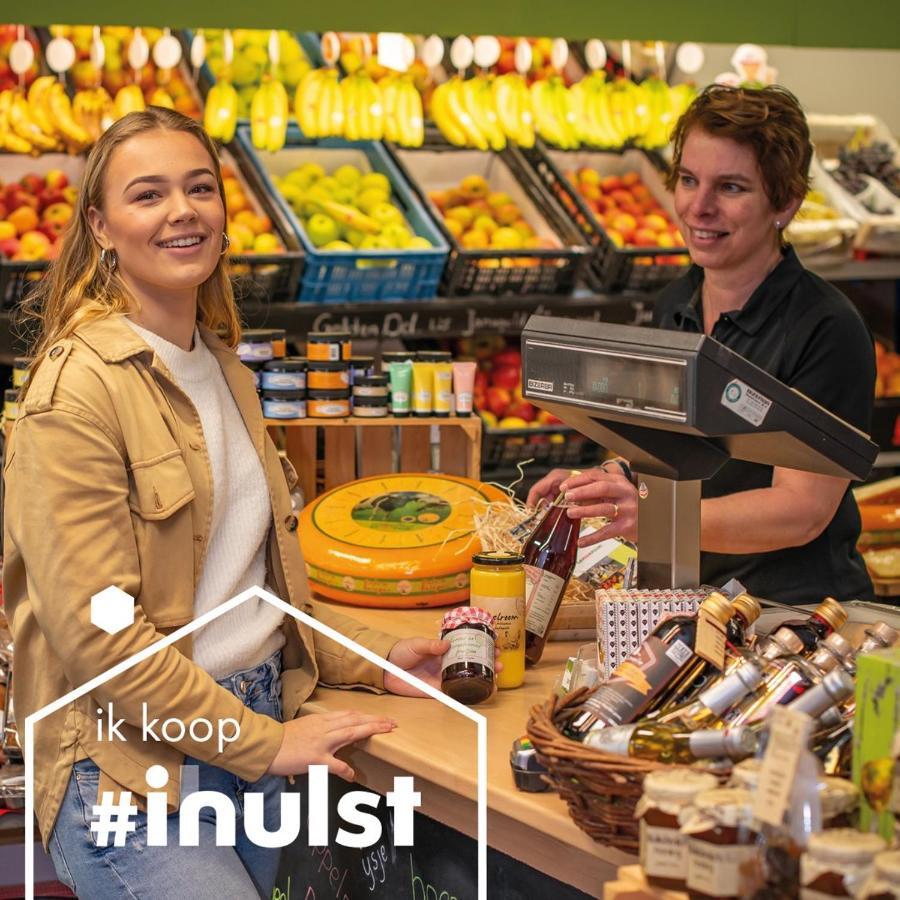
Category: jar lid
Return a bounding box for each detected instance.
[441,606,495,634]
[244,361,265,371]
[240,329,277,341]
[262,391,306,401]
[417,351,453,362]
[264,357,307,371]
[308,389,351,400]
[353,396,389,408]
[4,388,19,401]
[816,597,848,630]
[700,591,735,626]
[269,328,286,337]
[807,829,886,864]
[729,758,761,790]
[307,360,350,371]
[356,374,389,387]
[13,356,31,367]
[350,355,375,367]
[819,777,859,818]
[308,331,351,342]
[472,550,525,566]
[874,850,900,879]
[643,769,718,805]
[731,593,761,625]
[694,788,754,828]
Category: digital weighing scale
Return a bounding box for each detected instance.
[521,315,878,588]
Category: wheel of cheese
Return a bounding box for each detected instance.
[299,473,510,608]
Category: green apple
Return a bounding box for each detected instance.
[301,185,332,218]
[332,186,358,206]
[286,163,325,191]
[406,236,433,249]
[344,227,367,248]
[368,202,404,229]
[306,213,341,248]
[322,240,354,251]
[380,223,413,248]
[316,176,340,197]
[333,164,363,188]
[359,172,391,196]
[356,188,391,214]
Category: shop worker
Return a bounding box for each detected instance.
[4,108,450,899]
[529,85,875,606]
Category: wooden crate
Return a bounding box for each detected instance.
[266,415,482,503]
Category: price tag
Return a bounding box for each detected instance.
[514,38,532,75]
[222,29,234,66]
[449,35,474,72]
[753,705,814,826]
[621,40,633,79]
[420,34,444,69]
[128,29,150,71]
[268,29,280,67]
[90,26,105,69]
[46,36,76,73]
[378,32,412,73]
[472,35,501,69]
[320,31,341,67]
[153,31,182,69]
[550,38,569,72]
[675,42,705,75]
[584,39,607,71]
[9,38,34,75]
[190,31,206,69]
[695,608,727,670]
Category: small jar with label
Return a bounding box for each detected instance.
[237,329,276,362]
[262,391,306,420]
[270,328,287,359]
[637,769,719,891]
[349,356,375,384]
[3,388,19,421]
[306,331,351,362]
[352,396,389,418]
[801,830,886,899]
[261,358,307,392]
[307,361,350,391]
[307,389,351,419]
[682,787,763,900]
[440,606,496,705]
[860,850,900,899]
[353,375,389,399]
[12,356,31,388]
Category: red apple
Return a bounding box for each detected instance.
[490,364,520,391]
[38,189,65,212]
[506,400,536,422]
[0,237,20,258]
[62,185,79,206]
[486,386,512,419]
[44,170,69,191]
[493,348,522,368]
[19,173,44,196]
[474,369,489,394]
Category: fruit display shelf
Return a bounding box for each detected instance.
[388,132,591,296]
[238,124,449,302]
[519,141,690,292]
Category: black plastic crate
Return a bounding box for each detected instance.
[518,141,690,292]
[387,133,591,297]
[482,425,602,469]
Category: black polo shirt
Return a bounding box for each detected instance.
[652,246,875,605]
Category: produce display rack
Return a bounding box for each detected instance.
[267,415,482,503]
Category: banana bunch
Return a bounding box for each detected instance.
[113,85,146,120]
[204,81,239,143]
[341,71,383,142]
[570,72,625,149]
[492,73,534,148]
[250,78,289,152]
[0,90,40,154]
[44,81,93,150]
[382,75,424,148]
[5,86,61,153]
[149,88,175,110]
[0,78,96,154]
[635,78,674,150]
[293,68,344,139]
[72,88,114,142]
[530,76,579,150]
[430,76,504,151]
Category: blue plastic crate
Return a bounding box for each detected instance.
[237,125,450,302]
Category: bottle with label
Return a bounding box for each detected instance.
[649,593,758,714]
[564,593,736,739]
[522,491,579,666]
[469,550,526,689]
[719,625,806,678]
[637,769,720,891]
[585,722,757,765]
[756,596,847,656]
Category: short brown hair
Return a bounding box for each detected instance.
[665,84,812,211]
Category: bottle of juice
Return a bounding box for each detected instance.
[469,551,526,689]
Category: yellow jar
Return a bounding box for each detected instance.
[469,551,525,689]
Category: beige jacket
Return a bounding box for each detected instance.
[3,315,397,843]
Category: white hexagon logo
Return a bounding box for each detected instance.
[90,585,135,634]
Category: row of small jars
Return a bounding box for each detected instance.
[637,761,900,898]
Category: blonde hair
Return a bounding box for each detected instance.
[21,108,241,385]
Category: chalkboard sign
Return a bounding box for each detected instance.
[272,774,593,900]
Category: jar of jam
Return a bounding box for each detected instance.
[440,607,495,705]
[820,777,860,829]
[801,830,886,899]
[306,331,351,362]
[682,787,763,900]
[637,769,719,891]
[860,850,900,899]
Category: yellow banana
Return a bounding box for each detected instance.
[8,90,59,151]
[462,76,504,151]
[592,77,626,148]
[0,90,34,153]
[381,75,400,143]
[357,74,383,141]
[400,78,424,147]
[113,85,146,120]
[47,82,92,149]
[310,199,382,234]
[26,76,58,137]
[341,74,361,142]
[429,81,468,147]
[265,80,289,152]
[445,77,488,150]
[204,81,238,142]
[552,79,579,150]
[316,69,344,139]
[294,69,327,138]
[492,74,522,144]
[149,87,175,110]
[530,79,567,148]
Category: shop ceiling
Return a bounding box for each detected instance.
[14,0,900,50]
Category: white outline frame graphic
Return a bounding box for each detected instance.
[24,586,487,899]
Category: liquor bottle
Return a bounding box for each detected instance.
[564,593,736,740]
[721,625,806,676]
[522,492,579,666]
[654,660,764,730]
[645,593,757,716]
[756,597,847,656]
[585,721,757,765]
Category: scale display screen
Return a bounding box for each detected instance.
[526,340,688,419]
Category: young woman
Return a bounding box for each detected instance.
[4,107,448,898]
[529,85,875,605]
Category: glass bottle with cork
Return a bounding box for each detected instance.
[522,489,580,666]
[756,596,847,656]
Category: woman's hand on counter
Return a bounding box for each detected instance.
[383,637,450,697]
[266,711,397,781]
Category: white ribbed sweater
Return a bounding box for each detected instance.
[125,318,284,678]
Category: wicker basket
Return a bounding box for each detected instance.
[527,687,676,852]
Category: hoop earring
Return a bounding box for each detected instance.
[99,248,117,271]
[221,233,230,256]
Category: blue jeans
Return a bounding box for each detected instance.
[49,653,286,899]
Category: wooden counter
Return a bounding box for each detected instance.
[304,601,634,898]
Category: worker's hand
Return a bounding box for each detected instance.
[526,467,579,509]
[384,637,450,697]
[266,711,397,780]
[561,468,639,547]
